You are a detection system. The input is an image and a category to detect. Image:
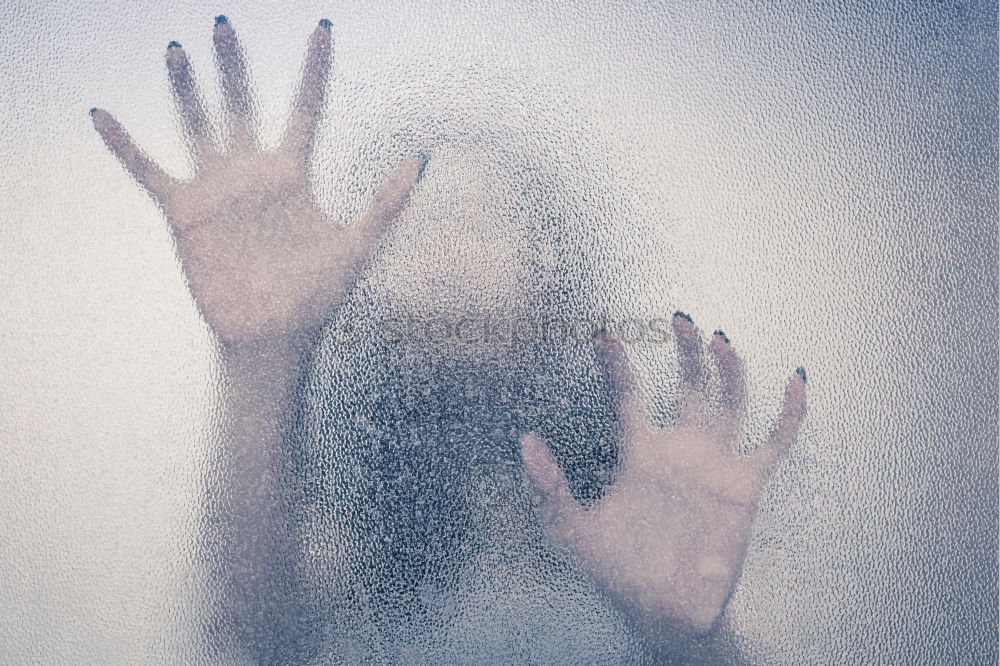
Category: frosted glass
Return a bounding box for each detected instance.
[0,1,995,663]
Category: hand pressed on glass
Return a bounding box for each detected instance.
[90,18,428,661]
[520,313,807,638]
[91,17,425,346]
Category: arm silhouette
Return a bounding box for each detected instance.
[92,16,424,660]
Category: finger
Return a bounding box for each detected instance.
[595,333,648,436]
[283,20,333,164]
[672,311,707,419]
[750,368,807,479]
[165,42,218,164]
[709,330,746,439]
[348,155,427,260]
[213,15,257,151]
[91,108,175,206]
[519,433,579,519]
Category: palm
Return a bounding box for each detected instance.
[168,151,358,344]
[521,316,807,638]
[92,17,424,345]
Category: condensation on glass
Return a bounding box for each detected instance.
[0,1,996,663]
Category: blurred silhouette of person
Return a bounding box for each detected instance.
[92,16,805,664]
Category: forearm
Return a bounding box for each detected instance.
[200,333,315,658]
[218,334,308,499]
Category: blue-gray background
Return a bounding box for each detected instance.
[0,1,996,663]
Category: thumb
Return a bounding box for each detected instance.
[349,155,427,260]
[520,433,580,521]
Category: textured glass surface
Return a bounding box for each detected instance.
[0,1,996,664]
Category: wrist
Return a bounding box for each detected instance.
[217,329,319,433]
[220,329,317,375]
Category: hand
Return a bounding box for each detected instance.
[92,16,425,346]
[520,313,807,638]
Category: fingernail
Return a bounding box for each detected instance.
[714,330,730,344]
[89,107,98,116]
[167,40,182,49]
[795,366,807,383]
[673,310,692,323]
[215,15,228,25]
[319,18,332,28]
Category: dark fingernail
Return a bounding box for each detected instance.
[215,15,228,25]
[795,366,807,383]
[319,18,332,28]
[673,310,693,323]
[167,41,182,49]
[89,107,98,116]
[714,330,730,344]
